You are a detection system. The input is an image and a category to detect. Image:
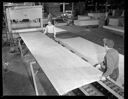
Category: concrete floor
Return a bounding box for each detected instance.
[2,24,124,96]
[2,47,35,95]
[2,46,58,96]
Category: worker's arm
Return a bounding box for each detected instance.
[53,26,56,38]
[100,61,106,69]
[94,61,105,69]
[102,52,114,78]
[44,26,48,34]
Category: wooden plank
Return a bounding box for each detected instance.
[78,16,90,20]
[19,32,102,95]
[57,37,124,87]
[103,26,124,34]
[109,18,119,26]
[12,27,66,34]
[12,28,42,33]
[30,62,39,96]
[74,20,99,26]
[88,13,104,19]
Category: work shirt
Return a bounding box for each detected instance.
[103,48,119,78]
[99,14,105,27]
[44,25,56,36]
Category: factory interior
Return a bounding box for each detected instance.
[2,1,124,97]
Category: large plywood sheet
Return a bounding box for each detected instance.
[19,32,102,95]
[58,37,124,87]
[55,27,67,33]
[58,37,106,66]
[78,16,90,20]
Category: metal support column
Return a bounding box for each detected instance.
[63,3,65,13]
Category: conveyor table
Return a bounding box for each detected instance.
[19,32,102,95]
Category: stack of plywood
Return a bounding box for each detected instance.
[74,19,99,26]
[109,18,119,26]
[78,15,91,20]
[88,13,104,19]
[74,13,102,26]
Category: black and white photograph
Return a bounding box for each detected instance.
[2,1,124,97]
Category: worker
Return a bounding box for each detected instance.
[2,55,9,73]
[44,21,56,39]
[96,38,119,81]
[66,14,74,26]
[112,9,116,16]
[48,13,54,25]
[104,11,109,26]
[98,14,105,28]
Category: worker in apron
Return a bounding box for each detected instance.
[98,14,105,28]
[104,12,109,26]
[96,38,119,81]
[44,21,56,39]
[66,15,74,26]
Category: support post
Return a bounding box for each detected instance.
[63,3,65,13]
[30,61,39,96]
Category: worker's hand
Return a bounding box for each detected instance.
[107,76,110,79]
[95,64,101,69]
[100,76,106,81]
[54,35,56,38]
[99,62,103,66]
[95,61,103,65]
[99,62,105,69]
[101,64,105,69]
[44,32,46,35]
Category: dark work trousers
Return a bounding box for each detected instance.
[100,65,119,81]
[46,33,54,39]
[104,18,109,26]
[109,68,119,81]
